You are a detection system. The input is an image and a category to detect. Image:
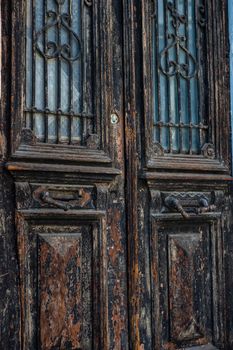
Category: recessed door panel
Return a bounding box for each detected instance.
[151,219,222,350]
[38,232,92,349]
[18,219,103,350]
[168,231,211,343]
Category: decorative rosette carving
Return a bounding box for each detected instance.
[201,143,215,159]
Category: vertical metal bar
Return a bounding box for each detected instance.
[228,0,233,172]
[85,2,93,137]
[44,0,48,142]
[92,0,98,136]
[57,1,61,144]
[195,0,202,151]
[156,1,161,144]
[32,0,36,130]
[164,0,172,153]
[80,0,85,145]
[176,0,182,153]
[152,3,156,143]
[24,2,27,128]
[186,0,192,154]
[68,0,73,144]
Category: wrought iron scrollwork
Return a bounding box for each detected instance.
[84,0,92,6]
[167,1,186,28]
[35,0,81,62]
[198,4,206,27]
[151,0,156,18]
[159,1,197,80]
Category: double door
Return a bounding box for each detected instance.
[0,0,232,349]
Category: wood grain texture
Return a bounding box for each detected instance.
[0,0,232,349]
[168,233,209,343]
[38,233,92,349]
[151,219,225,350]
[17,219,104,350]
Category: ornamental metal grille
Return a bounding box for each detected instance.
[25,0,94,144]
[152,0,207,154]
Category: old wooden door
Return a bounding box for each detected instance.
[125,1,233,349]
[1,0,128,349]
[0,0,233,349]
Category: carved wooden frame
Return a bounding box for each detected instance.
[141,0,231,174]
[11,0,116,166]
[16,209,108,349]
[14,175,112,348]
[150,213,225,349]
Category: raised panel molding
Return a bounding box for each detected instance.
[150,219,224,350]
[17,211,107,350]
[15,182,111,213]
[15,177,112,349]
[168,233,209,343]
[15,183,96,210]
[38,232,92,349]
[148,186,226,349]
[149,189,225,219]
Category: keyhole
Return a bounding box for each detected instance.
[111,113,119,125]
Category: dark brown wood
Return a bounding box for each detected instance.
[1,0,233,349]
[0,1,20,349]
[151,217,224,349]
[123,0,140,348]
[123,1,232,349]
[17,211,105,349]
[2,0,129,349]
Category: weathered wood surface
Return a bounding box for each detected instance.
[0,0,233,349]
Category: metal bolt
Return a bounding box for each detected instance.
[111,113,119,125]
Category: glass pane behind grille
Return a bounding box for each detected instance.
[152,0,207,154]
[25,0,94,144]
